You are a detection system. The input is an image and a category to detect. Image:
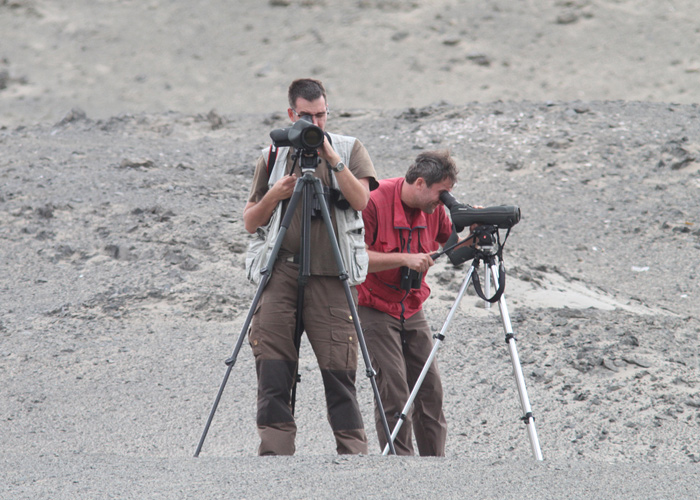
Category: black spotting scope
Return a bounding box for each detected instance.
[440,191,521,232]
[270,116,325,150]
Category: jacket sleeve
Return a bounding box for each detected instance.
[362,198,379,247]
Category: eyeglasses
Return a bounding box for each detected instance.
[292,108,329,121]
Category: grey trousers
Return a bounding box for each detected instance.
[359,306,447,456]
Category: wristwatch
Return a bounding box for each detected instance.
[331,161,346,173]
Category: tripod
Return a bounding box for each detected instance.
[195,151,396,456]
[382,247,543,460]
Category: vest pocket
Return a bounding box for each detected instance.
[337,209,368,286]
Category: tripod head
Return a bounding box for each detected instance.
[294,148,322,172]
[443,224,499,266]
[441,225,510,303]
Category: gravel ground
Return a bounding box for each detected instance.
[2,2,700,497]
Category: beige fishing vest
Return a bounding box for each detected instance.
[245,133,369,286]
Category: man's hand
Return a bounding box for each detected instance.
[242,174,297,234]
[367,249,433,274]
[269,174,297,201]
[317,135,341,166]
[403,253,435,273]
[316,135,370,211]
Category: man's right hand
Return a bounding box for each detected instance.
[242,174,298,234]
[403,253,435,274]
[268,174,297,202]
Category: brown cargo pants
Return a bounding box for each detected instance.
[249,259,368,455]
[358,306,447,456]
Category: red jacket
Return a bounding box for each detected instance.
[358,177,452,320]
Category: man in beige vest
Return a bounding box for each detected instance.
[243,78,378,455]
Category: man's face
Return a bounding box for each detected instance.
[415,177,454,214]
[288,97,329,130]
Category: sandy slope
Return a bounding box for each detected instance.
[2,0,700,126]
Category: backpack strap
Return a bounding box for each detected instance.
[267,145,278,177]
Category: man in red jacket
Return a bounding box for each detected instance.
[358,150,460,456]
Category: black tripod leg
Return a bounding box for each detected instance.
[194,179,306,457]
[290,180,313,415]
[311,178,396,455]
[194,273,267,457]
[289,298,303,415]
[488,260,543,461]
[341,279,396,455]
[194,362,234,457]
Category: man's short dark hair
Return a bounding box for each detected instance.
[405,150,458,187]
[288,78,327,109]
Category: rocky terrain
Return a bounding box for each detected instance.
[2,101,700,498]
